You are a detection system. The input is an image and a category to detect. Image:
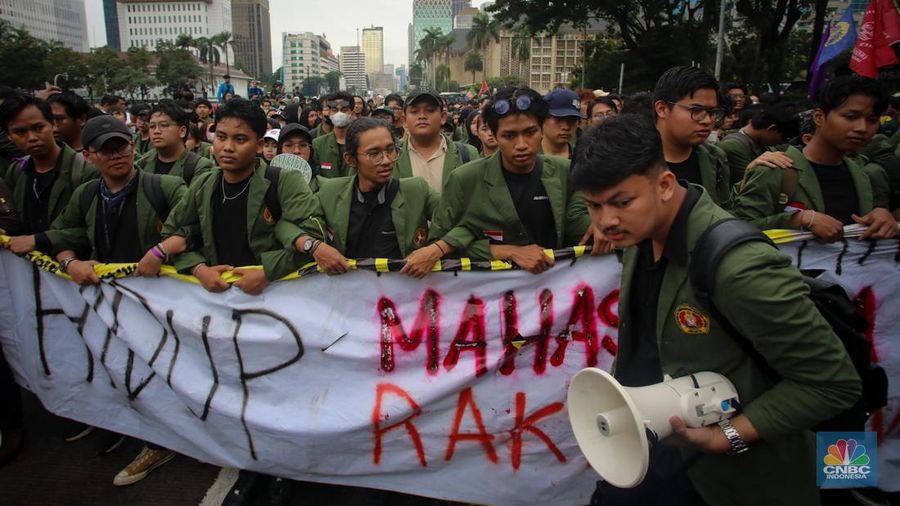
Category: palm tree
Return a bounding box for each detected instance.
[418,27,445,89]
[213,31,233,78]
[192,36,221,94]
[510,26,533,85]
[466,12,499,80]
[175,33,194,50]
[464,52,483,86]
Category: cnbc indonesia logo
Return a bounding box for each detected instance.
[822,438,871,480]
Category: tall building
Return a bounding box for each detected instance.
[231,0,272,77]
[118,0,234,57]
[362,26,384,76]
[451,0,471,19]
[102,0,121,50]
[396,65,408,90]
[339,46,367,91]
[412,0,452,67]
[454,6,480,29]
[408,23,415,69]
[282,32,336,93]
[0,0,89,52]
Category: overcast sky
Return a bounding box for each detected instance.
[84,0,489,72]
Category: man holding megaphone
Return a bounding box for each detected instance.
[568,108,861,505]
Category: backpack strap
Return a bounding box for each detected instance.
[79,179,101,218]
[70,151,86,188]
[263,164,282,222]
[690,218,781,384]
[454,141,470,164]
[182,151,201,185]
[139,172,170,221]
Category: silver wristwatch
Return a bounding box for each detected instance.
[718,419,749,455]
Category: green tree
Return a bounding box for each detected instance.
[732,0,812,88]
[155,40,203,96]
[43,45,90,90]
[324,71,342,93]
[301,76,325,97]
[0,22,51,91]
[408,63,424,89]
[192,36,221,93]
[85,46,127,96]
[435,64,451,91]
[467,12,499,80]
[464,52,483,85]
[510,25,533,85]
[214,31,233,78]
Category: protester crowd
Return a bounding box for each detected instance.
[0,65,898,505]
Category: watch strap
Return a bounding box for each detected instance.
[718,419,749,455]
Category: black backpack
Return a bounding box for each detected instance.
[690,218,888,432]
[80,172,171,221]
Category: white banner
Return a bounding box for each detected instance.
[0,238,898,502]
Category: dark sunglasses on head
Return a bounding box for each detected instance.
[493,95,533,116]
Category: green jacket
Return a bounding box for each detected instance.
[135,148,214,184]
[44,172,186,259]
[428,153,590,260]
[392,133,480,189]
[311,131,352,178]
[133,132,152,157]
[315,176,440,257]
[693,143,732,208]
[616,186,860,506]
[163,160,324,281]
[193,141,213,161]
[717,130,765,187]
[732,145,881,230]
[3,143,99,230]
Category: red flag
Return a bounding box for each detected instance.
[851,0,900,78]
[479,79,489,96]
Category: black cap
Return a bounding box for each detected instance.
[129,104,150,117]
[406,90,442,108]
[82,116,132,150]
[372,106,394,118]
[278,123,312,144]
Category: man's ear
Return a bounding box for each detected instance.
[812,108,825,128]
[657,167,677,202]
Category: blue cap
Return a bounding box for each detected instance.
[544,88,584,119]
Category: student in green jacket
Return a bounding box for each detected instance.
[312,91,356,178]
[10,115,185,486]
[163,98,323,295]
[392,90,479,192]
[136,100,214,185]
[1,95,98,254]
[427,87,592,273]
[290,117,440,278]
[718,102,798,186]
[186,122,213,160]
[541,88,582,159]
[570,113,860,506]
[130,104,152,157]
[654,66,731,206]
[733,75,896,242]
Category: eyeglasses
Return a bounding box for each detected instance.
[282,141,311,151]
[86,142,133,160]
[493,95,533,115]
[666,101,725,123]
[360,146,400,163]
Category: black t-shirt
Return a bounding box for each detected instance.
[154,158,176,176]
[212,173,258,267]
[94,190,141,263]
[502,160,557,249]
[666,150,703,187]
[809,161,859,225]
[345,178,402,259]
[616,183,700,388]
[22,155,62,234]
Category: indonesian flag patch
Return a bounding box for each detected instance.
[784,200,806,213]
[484,230,504,242]
[321,162,333,171]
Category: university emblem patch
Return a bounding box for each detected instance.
[413,227,427,247]
[675,304,710,335]
[262,206,274,224]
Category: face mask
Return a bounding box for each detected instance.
[331,112,351,128]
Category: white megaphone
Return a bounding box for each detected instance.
[567,368,740,488]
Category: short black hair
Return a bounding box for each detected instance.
[619,91,655,123]
[385,93,404,108]
[47,91,90,121]
[100,94,121,107]
[345,117,395,159]
[215,98,267,139]
[151,99,189,127]
[750,102,800,138]
[482,87,549,134]
[587,96,618,117]
[724,82,748,95]
[0,95,53,132]
[326,91,354,106]
[815,75,888,116]
[570,114,665,192]
[194,98,212,109]
[653,66,719,115]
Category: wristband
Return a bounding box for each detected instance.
[808,210,816,230]
[310,239,322,256]
[156,242,169,258]
[150,247,165,260]
[434,242,447,256]
[191,263,206,276]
